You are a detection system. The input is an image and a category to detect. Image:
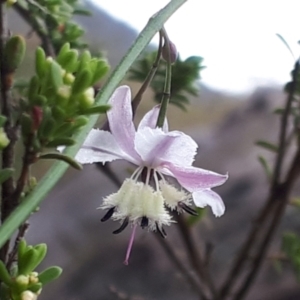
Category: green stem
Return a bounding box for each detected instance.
[0,0,188,249]
[156,28,172,128]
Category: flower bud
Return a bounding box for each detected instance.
[29,272,39,284]
[21,290,37,300]
[78,87,95,109]
[162,40,178,64]
[0,128,9,149]
[64,72,75,84]
[6,0,16,7]
[57,85,71,100]
[16,274,29,286]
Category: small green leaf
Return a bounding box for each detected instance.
[28,76,40,100]
[81,104,110,115]
[91,60,110,85]
[0,168,14,184]
[17,239,27,260]
[56,43,70,64]
[0,115,7,127]
[35,47,47,78]
[18,248,37,275]
[50,61,63,91]
[21,114,33,137]
[0,261,12,286]
[256,140,278,153]
[258,155,272,181]
[59,50,79,73]
[38,266,62,286]
[4,35,26,72]
[33,244,47,269]
[40,153,82,170]
[72,69,92,94]
[52,106,66,121]
[28,282,42,293]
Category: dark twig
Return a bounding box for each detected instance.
[233,148,300,300]
[13,2,55,56]
[272,60,299,187]
[0,0,18,263]
[176,214,216,298]
[218,59,300,300]
[153,233,207,299]
[6,222,29,270]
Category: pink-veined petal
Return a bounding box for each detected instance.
[162,162,228,190]
[135,127,198,167]
[107,86,140,161]
[193,189,225,217]
[75,129,136,164]
[138,105,168,132]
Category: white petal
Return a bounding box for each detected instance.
[75,129,134,164]
[134,127,177,167]
[193,189,225,217]
[138,105,168,132]
[135,127,198,167]
[107,86,141,161]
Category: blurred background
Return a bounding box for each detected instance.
[9,0,300,299]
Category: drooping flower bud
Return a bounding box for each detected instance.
[162,40,178,64]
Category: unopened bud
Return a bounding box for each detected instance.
[57,85,71,100]
[0,128,9,149]
[162,40,178,64]
[6,0,16,7]
[21,290,37,300]
[29,272,39,284]
[64,72,75,84]
[16,274,29,286]
[79,87,95,108]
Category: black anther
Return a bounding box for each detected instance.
[179,203,198,216]
[113,217,129,234]
[101,207,115,222]
[141,216,149,229]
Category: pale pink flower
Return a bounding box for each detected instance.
[76,85,228,264]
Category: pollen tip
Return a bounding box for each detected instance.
[123,260,129,266]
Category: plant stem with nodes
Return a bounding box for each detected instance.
[217,58,300,300]
[0,0,18,263]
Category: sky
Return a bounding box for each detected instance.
[92,0,300,94]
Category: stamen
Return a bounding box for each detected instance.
[101,207,115,222]
[153,171,159,191]
[124,224,137,265]
[113,217,129,234]
[156,222,167,238]
[141,216,149,229]
[131,166,143,181]
[145,167,151,185]
[179,202,198,216]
